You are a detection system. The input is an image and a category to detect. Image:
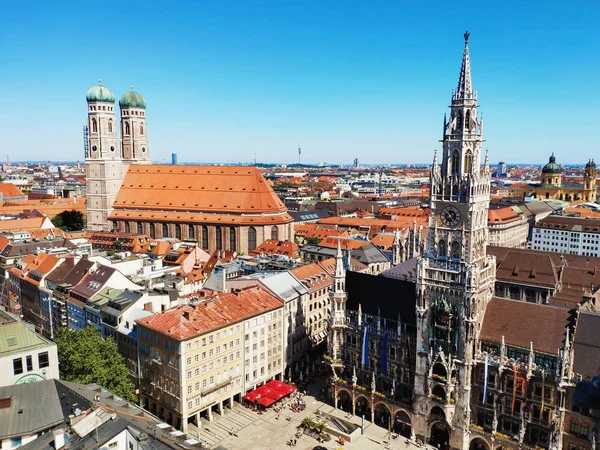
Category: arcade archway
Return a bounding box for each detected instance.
[430,421,450,450]
[374,402,391,429]
[336,389,352,413]
[355,396,371,420]
[394,410,412,438]
[470,438,490,450]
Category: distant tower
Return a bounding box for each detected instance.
[378,167,383,197]
[353,158,359,168]
[171,153,178,165]
[119,87,151,174]
[85,81,123,231]
[298,146,302,164]
[497,161,506,176]
[583,160,597,202]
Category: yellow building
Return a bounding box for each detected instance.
[521,154,597,202]
[136,286,283,432]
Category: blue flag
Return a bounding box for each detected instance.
[380,332,389,374]
[483,353,489,404]
[361,325,369,366]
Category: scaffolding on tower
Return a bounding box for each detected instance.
[83,125,89,158]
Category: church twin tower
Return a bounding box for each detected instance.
[85,83,151,231]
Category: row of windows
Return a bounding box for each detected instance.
[90,118,144,136]
[13,352,50,375]
[89,105,113,111]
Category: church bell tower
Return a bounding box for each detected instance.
[413,33,496,450]
[85,81,123,231]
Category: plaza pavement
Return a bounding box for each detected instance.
[194,387,430,450]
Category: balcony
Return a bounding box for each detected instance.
[201,376,239,396]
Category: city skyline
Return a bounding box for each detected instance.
[1,1,598,164]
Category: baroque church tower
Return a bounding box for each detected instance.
[413,33,496,449]
[85,82,123,231]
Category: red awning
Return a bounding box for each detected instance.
[257,396,277,407]
[243,381,297,405]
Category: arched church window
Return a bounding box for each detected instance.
[140,123,144,135]
[451,151,460,175]
[141,147,146,153]
[137,222,143,234]
[451,241,460,259]
[125,122,130,136]
[438,240,447,258]
[162,223,168,237]
[188,225,195,240]
[108,120,113,133]
[464,151,473,174]
[125,222,130,233]
[271,226,278,240]
[92,118,97,133]
[229,227,236,252]
[201,226,208,249]
[465,110,470,130]
[175,224,181,239]
[149,223,155,239]
[248,226,257,252]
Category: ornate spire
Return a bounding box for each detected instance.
[334,238,345,280]
[455,31,473,101]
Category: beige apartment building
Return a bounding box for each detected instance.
[290,261,333,348]
[136,286,283,432]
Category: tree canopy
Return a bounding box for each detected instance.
[55,327,136,403]
[51,209,86,231]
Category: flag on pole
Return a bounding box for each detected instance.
[511,363,518,413]
[483,353,489,404]
[540,370,545,413]
[380,332,389,374]
[361,325,369,366]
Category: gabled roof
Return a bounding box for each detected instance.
[136,287,283,340]
[21,253,60,286]
[70,265,117,300]
[351,242,389,264]
[573,311,600,378]
[480,297,568,354]
[0,380,64,440]
[112,165,291,216]
[289,262,332,292]
[250,240,299,258]
[0,183,26,197]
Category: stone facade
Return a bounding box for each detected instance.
[85,84,150,231]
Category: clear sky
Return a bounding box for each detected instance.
[1,1,598,165]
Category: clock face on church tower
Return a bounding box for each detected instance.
[440,206,461,227]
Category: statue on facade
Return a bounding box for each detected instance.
[371,371,376,392]
[352,366,357,385]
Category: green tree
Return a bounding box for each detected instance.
[51,209,86,231]
[55,327,136,403]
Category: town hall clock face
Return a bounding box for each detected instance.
[440,206,461,227]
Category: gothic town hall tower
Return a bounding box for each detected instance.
[413,33,496,450]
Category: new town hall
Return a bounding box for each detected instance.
[328,33,600,450]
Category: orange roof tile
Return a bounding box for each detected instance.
[250,240,299,258]
[488,207,521,223]
[0,183,25,197]
[21,253,60,286]
[290,262,332,292]
[112,165,292,218]
[136,286,283,340]
[319,237,370,250]
[0,217,52,233]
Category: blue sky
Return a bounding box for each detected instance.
[1,1,598,165]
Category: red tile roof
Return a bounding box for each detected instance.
[290,262,332,292]
[0,183,25,197]
[112,165,292,221]
[250,240,299,258]
[136,286,283,340]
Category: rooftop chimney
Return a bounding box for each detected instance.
[53,430,66,450]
